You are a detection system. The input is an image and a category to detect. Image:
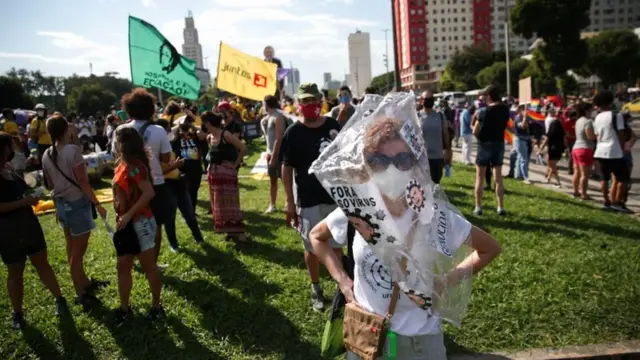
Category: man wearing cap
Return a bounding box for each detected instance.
[280,83,343,312]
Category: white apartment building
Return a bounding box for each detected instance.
[587,0,640,32]
[425,0,476,71]
[286,68,300,97]
[347,30,372,97]
[489,0,534,54]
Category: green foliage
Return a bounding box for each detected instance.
[556,74,579,96]
[510,0,590,76]
[476,58,530,96]
[584,29,640,87]
[520,50,557,96]
[439,68,457,91]
[370,71,394,93]
[66,83,117,116]
[444,44,495,90]
[0,76,35,110]
[477,62,508,93]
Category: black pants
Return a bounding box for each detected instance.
[183,161,203,212]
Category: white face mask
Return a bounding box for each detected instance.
[36,110,45,118]
[371,164,412,199]
[111,110,117,115]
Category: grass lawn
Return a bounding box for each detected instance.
[1,139,639,359]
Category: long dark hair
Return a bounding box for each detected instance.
[115,127,151,171]
[46,115,69,165]
[0,132,12,167]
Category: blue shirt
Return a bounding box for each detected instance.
[460,109,472,136]
[514,114,529,140]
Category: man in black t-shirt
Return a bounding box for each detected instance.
[280,83,343,312]
[472,85,509,216]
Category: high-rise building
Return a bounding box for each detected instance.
[394,0,491,91]
[182,11,208,93]
[286,68,301,96]
[323,72,332,86]
[586,0,640,32]
[348,30,372,97]
[489,0,534,54]
[394,0,640,91]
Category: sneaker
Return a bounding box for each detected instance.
[612,204,633,214]
[55,297,69,316]
[169,244,179,253]
[265,204,276,214]
[473,207,483,216]
[523,179,532,185]
[311,291,325,312]
[157,264,169,273]
[114,307,133,327]
[11,312,25,330]
[497,208,506,216]
[147,306,166,321]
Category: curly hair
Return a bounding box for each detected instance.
[363,117,404,156]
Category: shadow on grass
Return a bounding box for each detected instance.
[86,303,223,359]
[22,324,63,359]
[59,313,97,359]
[239,182,257,191]
[182,243,282,298]
[163,275,320,359]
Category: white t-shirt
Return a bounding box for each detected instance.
[111,120,171,185]
[593,111,624,159]
[544,116,556,133]
[325,200,472,336]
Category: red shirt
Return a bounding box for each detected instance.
[112,161,153,220]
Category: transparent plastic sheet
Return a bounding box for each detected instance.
[311,92,473,326]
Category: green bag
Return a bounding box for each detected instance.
[320,223,356,358]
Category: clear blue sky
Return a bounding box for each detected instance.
[0,0,395,87]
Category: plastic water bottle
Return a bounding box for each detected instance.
[445,164,451,178]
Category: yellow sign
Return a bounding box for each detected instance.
[216,42,277,101]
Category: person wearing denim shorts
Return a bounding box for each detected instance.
[472,86,510,216]
[42,115,107,306]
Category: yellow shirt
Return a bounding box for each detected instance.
[321,101,330,116]
[30,118,51,145]
[162,152,181,180]
[284,105,297,116]
[1,120,19,137]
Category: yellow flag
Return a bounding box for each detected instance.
[216,42,277,101]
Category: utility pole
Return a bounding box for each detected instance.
[383,28,391,92]
[504,5,511,98]
[390,0,401,90]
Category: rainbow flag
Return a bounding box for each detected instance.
[504,110,516,144]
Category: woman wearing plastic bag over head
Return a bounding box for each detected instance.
[309,92,501,360]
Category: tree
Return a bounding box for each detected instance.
[0,76,35,110]
[66,83,117,116]
[583,29,640,88]
[476,58,530,97]
[520,51,557,96]
[477,62,508,93]
[511,0,590,76]
[444,44,494,90]
[370,71,394,93]
[438,68,456,91]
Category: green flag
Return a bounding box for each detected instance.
[128,16,201,100]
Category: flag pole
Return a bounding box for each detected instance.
[289,60,294,96]
[215,41,222,95]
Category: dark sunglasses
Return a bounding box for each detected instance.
[365,151,414,171]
